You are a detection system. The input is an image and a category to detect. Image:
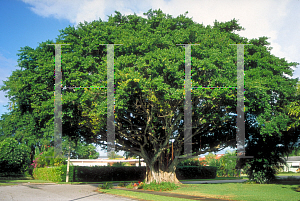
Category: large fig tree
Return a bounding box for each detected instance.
[1,9,298,183]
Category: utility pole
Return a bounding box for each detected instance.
[66,138,71,183]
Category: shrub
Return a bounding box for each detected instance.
[32,146,67,169]
[98,182,114,189]
[137,181,144,189]
[130,181,176,191]
[176,166,217,179]
[126,183,134,189]
[112,162,131,166]
[117,182,127,187]
[178,158,202,166]
[32,165,75,182]
[142,181,179,191]
[0,138,31,175]
[74,166,145,182]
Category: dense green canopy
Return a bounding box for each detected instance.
[0,9,299,183]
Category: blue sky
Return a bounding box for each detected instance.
[1,0,299,157]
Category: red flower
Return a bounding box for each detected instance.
[138,181,141,184]
[134,183,137,186]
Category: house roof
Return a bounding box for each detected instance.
[282,156,300,162]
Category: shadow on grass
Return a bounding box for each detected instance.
[261,177,300,193]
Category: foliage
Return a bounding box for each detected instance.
[31,146,67,169]
[285,81,300,130]
[141,181,179,191]
[107,151,123,159]
[176,166,217,179]
[0,8,299,183]
[32,165,75,182]
[177,158,203,166]
[237,134,290,184]
[0,138,31,175]
[126,182,134,189]
[111,162,131,166]
[74,166,145,182]
[117,181,127,187]
[61,137,99,159]
[285,146,300,157]
[98,182,114,189]
[205,153,220,167]
[217,151,239,177]
[123,151,138,159]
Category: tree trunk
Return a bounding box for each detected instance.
[145,165,181,184]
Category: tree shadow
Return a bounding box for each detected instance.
[269,177,300,192]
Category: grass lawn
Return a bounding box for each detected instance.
[98,178,300,201]
[99,189,192,201]
[0,183,18,186]
[172,183,300,201]
[276,172,300,176]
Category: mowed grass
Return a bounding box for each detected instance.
[0,183,18,186]
[99,178,300,201]
[276,172,300,176]
[98,189,192,201]
[0,179,52,184]
[172,182,300,201]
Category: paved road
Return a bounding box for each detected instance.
[0,183,137,201]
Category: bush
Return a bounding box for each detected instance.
[117,182,127,187]
[98,182,114,189]
[178,158,203,166]
[32,165,75,182]
[244,159,277,184]
[31,146,67,169]
[206,151,239,177]
[111,162,131,166]
[125,181,178,191]
[142,181,178,191]
[176,166,217,179]
[137,181,144,189]
[0,138,31,176]
[74,166,145,182]
[126,183,134,189]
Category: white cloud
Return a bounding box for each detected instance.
[22,0,106,24]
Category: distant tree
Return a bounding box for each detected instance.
[61,137,99,159]
[177,158,202,166]
[123,151,138,159]
[218,151,238,177]
[285,81,300,130]
[286,147,300,156]
[108,151,123,159]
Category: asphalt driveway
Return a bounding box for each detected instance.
[0,183,137,201]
